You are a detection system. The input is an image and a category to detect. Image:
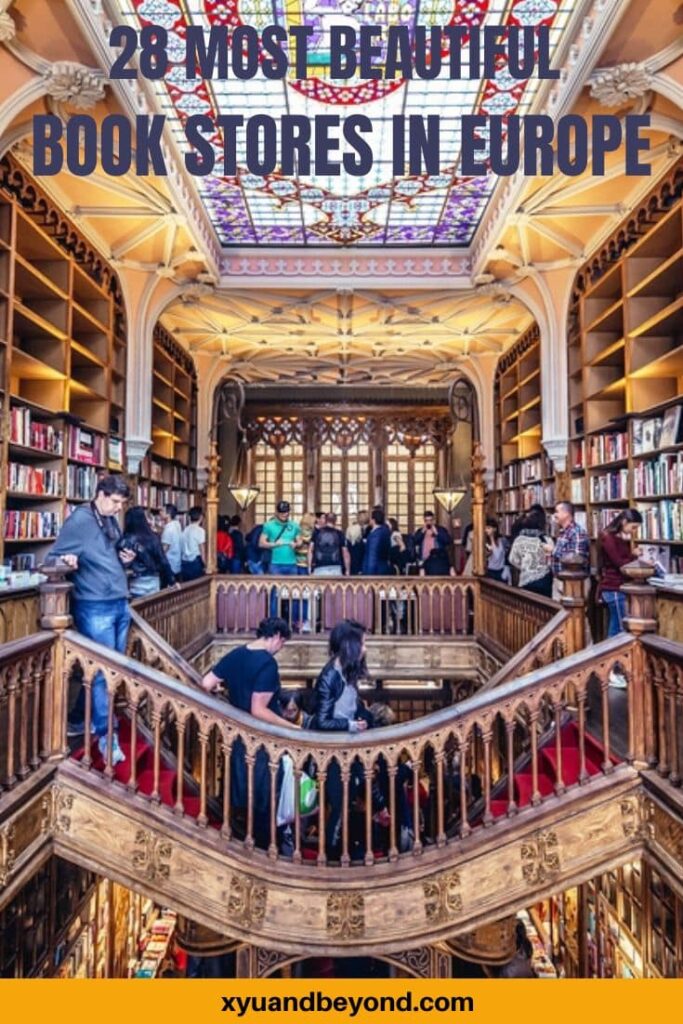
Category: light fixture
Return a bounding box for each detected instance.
[432,431,466,514]
[432,484,467,515]
[221,382,260,512]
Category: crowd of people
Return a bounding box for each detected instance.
[47,474,645,769]
[218,498,644,638]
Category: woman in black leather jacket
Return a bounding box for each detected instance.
[310,620,372,857]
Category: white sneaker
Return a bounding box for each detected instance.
[98,734,126,766]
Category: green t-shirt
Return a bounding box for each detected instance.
[262,518,301,567]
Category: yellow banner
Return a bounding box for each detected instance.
[0,979,681,1023]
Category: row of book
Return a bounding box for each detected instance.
[3,510,61,540]
[589,469,630,503]
[68,426,105,466]
[67,464,98,501]
[7,463,62,496]
[520,483,555,509]
[9,407,64,454]
[135,483,194,512]
[633,406,683,456]
[140,457,193,488]
[633,453,683,498]
[577,431,629,469]
[636,500,683,543]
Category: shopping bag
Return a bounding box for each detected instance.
[276,754,295,826]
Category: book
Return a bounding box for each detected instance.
[659,404,682,448]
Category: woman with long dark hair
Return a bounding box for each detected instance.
[598,508,643,637]
[310,619,371,857]
[508,507,553,597]
[120,506,176,597]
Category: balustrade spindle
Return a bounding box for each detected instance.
[411,759,422,854]
[221,741,231,841]
[458,745,470,839]
[435,752,446,847]
[364,765,373,866]
[666,670,680,786]
[577,691,588,784]
[600,681,613,774]
[506,720,516,815]
[245,754,255,850]
[4,667,17,788]
[554,704,565,795]
[341,764,350,866]
[103,690,116,781]
[17,662,30,780]
[293,764,302,864]
[198,731,209,827]
[30,659,42,770]
[388,764,398,861]
[654,662,669,778]
[317,770,327,866]
[127,703,138,793]
[482,731,493,826]
[530,713,541,806]
[150,714,162,803]
[82,677,93,771]
[268,760,278,859]
[174,717,186,814]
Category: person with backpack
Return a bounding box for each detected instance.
[245,521,267,574]
[308,512,350,576]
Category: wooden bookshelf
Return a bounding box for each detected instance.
[568,161,683,573]
[0,159,127,566]
[493,324,555,536]
[136,322,197,514]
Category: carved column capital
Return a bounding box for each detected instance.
[0,9,16,44]
[126,437,151,476]
[44,62,107,109]
[590,62,653,107]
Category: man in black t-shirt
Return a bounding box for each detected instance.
[308,512,350,576]
[202,617,293,848]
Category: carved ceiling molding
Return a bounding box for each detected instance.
[471,0,640,274]
[220,253,473,287]
[65,0,221,277]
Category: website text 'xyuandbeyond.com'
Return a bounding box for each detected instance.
[220,992,475,1017]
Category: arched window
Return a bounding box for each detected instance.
[319,441,371,529]
[385,441,437,534]
[252,440,305,522]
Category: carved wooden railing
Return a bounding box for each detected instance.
[483,608,571,691]
[132,577,214,659]
[59,629,637,870]
[0,632,56,794]
[641,635,683,788]
[126,608,203,689]
[0,588,41,645]
[476,579,560,660]
[215,576,476,637]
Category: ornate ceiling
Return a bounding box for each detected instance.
[119,0,581,247]
[161,285,533,384]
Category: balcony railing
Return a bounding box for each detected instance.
[58,628,639,869]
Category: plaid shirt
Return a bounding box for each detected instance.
[552,521,590,577]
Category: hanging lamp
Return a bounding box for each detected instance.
[223,382,260,511]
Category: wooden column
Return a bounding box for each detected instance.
[557,552,589,654]
[205,440,220,575]
[38,563,73,760]
[622,561,657,769]
[471,442,486,577]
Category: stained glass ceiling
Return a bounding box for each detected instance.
[122,0,581,247]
